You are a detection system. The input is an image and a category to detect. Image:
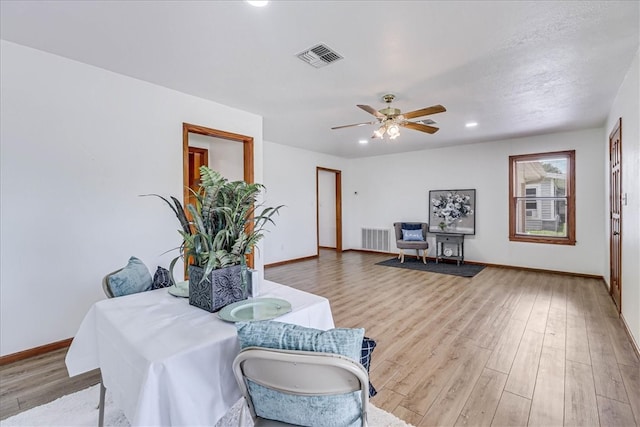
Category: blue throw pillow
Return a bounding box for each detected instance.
[402,228,424,241]
[361,337,377,397]
[236,321,365,426]
[236,321,363,360]
[401,223,422,230]
[107,256,152,297]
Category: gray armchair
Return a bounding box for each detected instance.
[393,222,428,264]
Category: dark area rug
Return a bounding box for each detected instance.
[375,257,486,278]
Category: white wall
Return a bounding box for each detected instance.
[188,134,245,182]
[347,128,606,276]
[606,49,639,347]
[262,141,348,264]
[0,41,263,356]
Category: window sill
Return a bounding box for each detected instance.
[509,235,576,245]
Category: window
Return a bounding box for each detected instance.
[509,150,575,245]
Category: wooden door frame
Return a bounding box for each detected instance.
[316,167,342,254]
[609,117,622,312]
[182,123,255,266]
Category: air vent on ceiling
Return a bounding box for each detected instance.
[417,119,437,125]
[296,43,343,68]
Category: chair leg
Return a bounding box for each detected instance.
[98,379,106,427]
[400,250,405,263]
[422,249,427,264]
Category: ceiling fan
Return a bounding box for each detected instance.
[331,94,446,139]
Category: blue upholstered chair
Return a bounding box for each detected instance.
[393,222,429,264]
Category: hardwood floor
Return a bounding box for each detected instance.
[265,250,639,427]
[0,348,100,420]
[1,249,638,426]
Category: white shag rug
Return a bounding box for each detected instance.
[1,385,414,427]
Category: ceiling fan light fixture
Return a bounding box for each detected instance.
[387,123,400,138]
[332,95,445,141]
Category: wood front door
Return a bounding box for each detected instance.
[609,118,622,312]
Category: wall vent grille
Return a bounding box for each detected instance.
[361,228,391,252]
[296,43,343,68]
[417,119,437,125]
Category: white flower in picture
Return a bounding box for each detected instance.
[432,192,473,230]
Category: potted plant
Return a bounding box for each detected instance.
[150,166,282,312]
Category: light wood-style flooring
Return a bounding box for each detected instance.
[265,250,639,427]
[1,249,638,426]
[0,348,100,420]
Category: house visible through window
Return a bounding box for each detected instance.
[509,150,575,245]
[525,186,539,218]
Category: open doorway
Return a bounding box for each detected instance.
[182,123,254,267]
[316,167,342,254]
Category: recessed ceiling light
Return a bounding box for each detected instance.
[465,122,478,128]
[247,1,269,7]
[359,139,368,144]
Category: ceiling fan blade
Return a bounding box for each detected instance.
[402,121,440,134]
[331,121,377,130]
[357,104,386,119]
[402,105,447,120]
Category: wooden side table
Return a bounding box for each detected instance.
[435,233,465,265]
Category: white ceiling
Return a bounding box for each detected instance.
[1,1,638,158]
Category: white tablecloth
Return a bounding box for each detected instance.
[65,280,334,426]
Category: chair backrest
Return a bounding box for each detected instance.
[101,268,122,299]
[393,222,428,240]
[233,347,369,426]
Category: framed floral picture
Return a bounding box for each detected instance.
[429,189,476,235]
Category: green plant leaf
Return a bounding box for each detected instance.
[151,166,284,272]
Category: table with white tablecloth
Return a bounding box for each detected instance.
[65,280,334,426]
